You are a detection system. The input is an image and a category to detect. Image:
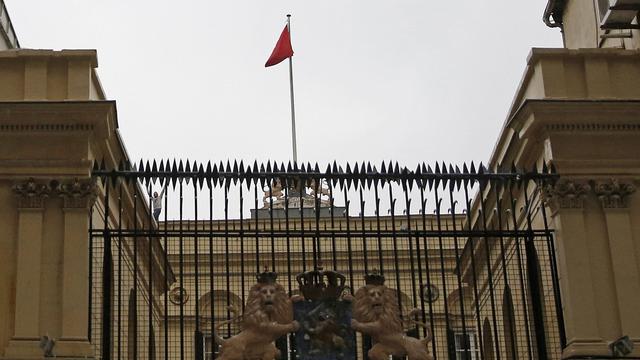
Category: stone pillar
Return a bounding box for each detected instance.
[593,179,640,339]
[543,179,611,357]
[4,179,51,358]
[55,179,96,357]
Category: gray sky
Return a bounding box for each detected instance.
[7,0,562,168]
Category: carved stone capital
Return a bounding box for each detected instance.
[593,178,636,209]
[542,180,591,211]
[57,178,97,209]
[12,178,51,209]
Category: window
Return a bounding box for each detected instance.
[503,286,518,359]
[200,333,217,360]
[454,331,480,360]
[483,318,495,360]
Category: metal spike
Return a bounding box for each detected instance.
[212,163,219,187]
[100,158,106,171]
[232,160,239,185]
[380,162,387,174]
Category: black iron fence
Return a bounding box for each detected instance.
[90,160,565,360]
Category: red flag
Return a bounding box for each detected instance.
[265,25,294,67]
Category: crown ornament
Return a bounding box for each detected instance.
[364,270,385,286]
[296,266,346,301]
[257,266,278,284]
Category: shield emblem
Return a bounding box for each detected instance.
[293,269,356,359]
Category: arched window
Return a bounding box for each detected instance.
[198,291,243,360]
[503,286,517,359]
[483,318,495,360]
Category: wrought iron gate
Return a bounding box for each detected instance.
[89,160,565,360]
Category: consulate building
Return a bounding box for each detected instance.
[0,0,639,359]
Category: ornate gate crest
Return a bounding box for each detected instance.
[293,268,355,359]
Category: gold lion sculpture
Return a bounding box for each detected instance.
[214,271,299,360]
[351,274,433,360]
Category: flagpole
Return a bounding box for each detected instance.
[286,14,298,164]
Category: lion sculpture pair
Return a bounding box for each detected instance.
[214,272,432,360]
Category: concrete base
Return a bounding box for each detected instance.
[54,339,94,358]
[4,339,44,359]
[3,338,94,359]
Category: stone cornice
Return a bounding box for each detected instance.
[510,99,640,139]
[593,178,636,209]
[0,101,118,140]
[0,49,98,67]
[12,178,51,209]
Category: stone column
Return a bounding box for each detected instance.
[55,179,96,357]
[593,179,640,339]
[5,179,51,358]
[543,180,611,357]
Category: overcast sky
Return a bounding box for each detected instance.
[7,0,562,168]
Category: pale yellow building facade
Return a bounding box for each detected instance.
[0,1,639,359]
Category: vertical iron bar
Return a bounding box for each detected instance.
[268,180,276,271]
[102,228,113,360]
[419,186,437,359]
[448,186,469,358]
[506,194,533,359]
[374,185,384,274]
[118,184,123,360]
[328,181,337,271]
[284,181,293,292]
[388,185,403,318]
[360,187,368,274]
[434,185,453,357]
[462,184,484,360]
[88,205,94,343]
[224,185,231,337]
[254,185,260,274]
[495,191,523,359]
[208,184,215,356]
[148,182,154,360]
[524,186,548,360]
[477,181,501,360]
[164,179,169,360]
[194,180,203,360]
[178,181,184,360]
[101,180,112,360]
[133,186,139,360]
[404,185,419,334]
[539,195,567,349]
[299,177,307,273]
[313,178,321,270]
[239,184,246,315]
